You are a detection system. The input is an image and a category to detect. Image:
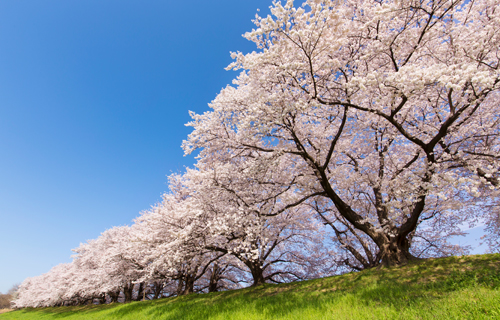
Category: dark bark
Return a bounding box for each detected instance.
[175,274,195,296]
[96,293,106,305]
[152,282,165,299]
[208,264,221,293]
[107,291,120,303]
[182,274,195,295]
[246,261,265,287]
[176,278,184,296]
[376,233,423,267]
[134,283,144,301]
[123,282,133,303]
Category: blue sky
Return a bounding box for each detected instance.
[0,0,273,293]
[0,0,488,294]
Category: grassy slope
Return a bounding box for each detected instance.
[2,254,499,320]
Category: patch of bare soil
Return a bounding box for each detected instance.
[0,308,13,314]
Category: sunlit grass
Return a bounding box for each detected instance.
[2,254,499,320]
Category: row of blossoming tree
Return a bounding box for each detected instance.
[14,0,500,308]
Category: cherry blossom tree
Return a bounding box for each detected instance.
[13,263,81,308]
[71,226,148,303]
[133,183,237,296]
[184,0,500,266]
[167,162,334,286]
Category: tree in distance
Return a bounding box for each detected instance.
[0,284,19,309]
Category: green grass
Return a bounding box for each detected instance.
[2,254,500,320]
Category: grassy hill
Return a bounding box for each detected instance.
[1,254,499,320]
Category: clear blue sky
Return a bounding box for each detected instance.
[0,0,487,294]
[0,0,273,293]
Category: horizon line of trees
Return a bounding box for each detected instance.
[0,285,18,309]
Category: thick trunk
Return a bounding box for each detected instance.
[208,264,220,293]
[247,262,265,287]
[153,282,164,299]
[176,275,195,296]
[108,291,120,303]
[182,275,195,295]
[123,283,133,303]
[176,279,184,296]
[376,234,420,267]
[134,283,144,301]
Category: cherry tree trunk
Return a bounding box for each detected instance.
[208,264,220,293]
[375,234,420,267]
[108,291,120,303]
[123,283,133,303]
[182,274,195,295]
[176,279,183,296]
[247,262,265,287]
[134,283,144,301]
[152,282,164,299]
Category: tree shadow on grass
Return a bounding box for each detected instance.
[132,255,500,320]
[9,255,499,320]
[348,254,500,314]
[34,303,121,319]
[104,281,347,320]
